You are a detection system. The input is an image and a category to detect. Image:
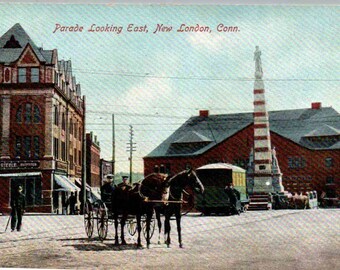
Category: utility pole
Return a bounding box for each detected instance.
[126,125,136,184]
[112,114,115,176]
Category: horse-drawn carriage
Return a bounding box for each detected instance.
[83,196,156,241]
[83,169,205,248]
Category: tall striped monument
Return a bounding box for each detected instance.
[252,46,275,193]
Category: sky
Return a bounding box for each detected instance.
[0,4,339,173]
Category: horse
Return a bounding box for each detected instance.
[154,168,204,248]
[288,192,309,209]
[111,173,170,248]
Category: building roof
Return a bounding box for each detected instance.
[0,23,52,64]
[146,107,340,158]
[197,163,246,173]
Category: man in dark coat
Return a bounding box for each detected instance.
[225,183,240,215]
[10,185,26,232]
[101,174,115,205]
[68,192,77,215]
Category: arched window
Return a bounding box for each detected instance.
[24,103,32,123]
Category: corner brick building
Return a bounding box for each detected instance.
[0,24,85,213]
[144,105,340,198]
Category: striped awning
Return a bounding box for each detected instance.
[54,174,80,192]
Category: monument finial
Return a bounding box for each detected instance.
[254,46,263,79]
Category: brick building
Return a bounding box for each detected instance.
[85,132,101,188]
[144,105,340,197]
[0,24,85,213]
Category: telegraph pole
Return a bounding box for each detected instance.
[112,114,115,176]
[127,125,136,184]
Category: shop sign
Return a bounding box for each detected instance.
[0,160,40,169]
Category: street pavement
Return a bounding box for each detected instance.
[0,209,339,269]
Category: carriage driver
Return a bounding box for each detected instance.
[118,176,131,190]
[101,174,115,205]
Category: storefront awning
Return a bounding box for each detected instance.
[0,172,41,177]
[90,187,101,201]
[54,174,80,192]
[74,178,91,191]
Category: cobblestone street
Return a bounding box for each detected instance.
[0,209,339,269]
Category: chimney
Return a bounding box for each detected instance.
[199,110,209,117]
[311,102,322,110]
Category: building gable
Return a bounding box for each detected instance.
[17,44,40,67]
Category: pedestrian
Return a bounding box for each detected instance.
[10,185,26,232]
[225,183,240,215]
[68,192,77,215]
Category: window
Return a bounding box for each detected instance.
[69,119,73,134]
[16,105,22,122]
[33,105,40,123]
[25,103,32,123]
[54,106,59,125]
[18,67,40,83]
[78,150,81,165]
[61,141,66,161]
[154,165,159,173]
[23,136,32,158]
[61,113,66,130]
[16,103,41,124]
[31,68,39,83]
[18,68,26,83]
[54,138,59,159]
[74,123,77,138]
[11,176,42,206]
[14,136,40,159]
[15,136,22,158]
[69,155,74,170]
[33,136,40,159]
[325,158,334,168]
[79,127,82,141]
[288,157,306,169]
[74,149,77,166]
[326,176,334,184]
[259,165,266,170]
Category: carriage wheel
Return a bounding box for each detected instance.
[84,200,94,239]
[127,219,137,236]
[142,216,156,240]
[181,187,194,216]
[97,201,108,241]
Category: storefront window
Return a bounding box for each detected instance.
[11,176,42,206]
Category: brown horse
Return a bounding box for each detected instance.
[155,169,204,248]
[111,173,170,248]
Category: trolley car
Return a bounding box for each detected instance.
[195,163,249,215]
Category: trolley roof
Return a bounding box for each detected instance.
[197,163,246,173]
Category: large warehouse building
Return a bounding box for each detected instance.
[144,104,340,198]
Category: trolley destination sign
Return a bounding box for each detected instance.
[0,160,40,170]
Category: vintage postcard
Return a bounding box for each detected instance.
[0,1,339,269]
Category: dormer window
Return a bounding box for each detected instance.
[18,67,40,83]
